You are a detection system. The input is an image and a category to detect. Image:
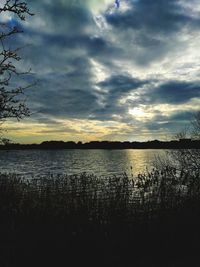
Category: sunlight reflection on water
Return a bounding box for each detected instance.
[0,149,166,178]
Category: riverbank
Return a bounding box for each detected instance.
[0,170,200,267]
[1,139,200,149]
[0,171,200,267]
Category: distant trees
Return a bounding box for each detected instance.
[0,0,33,128]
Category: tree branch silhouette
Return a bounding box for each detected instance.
[0,0,33,127]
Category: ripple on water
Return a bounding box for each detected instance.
[0,149,166,178]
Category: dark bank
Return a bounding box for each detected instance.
[1,138,200,150]
[0,164,200,267]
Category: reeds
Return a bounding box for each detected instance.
[0,169,200,267]
[0,168,200,228]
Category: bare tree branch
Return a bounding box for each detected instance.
[0,0,34,126]
[0,0,34,20]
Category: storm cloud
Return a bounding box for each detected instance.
[2,0,200,141]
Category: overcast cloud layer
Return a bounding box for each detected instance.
[2,0,200,142]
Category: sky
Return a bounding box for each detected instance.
[1,0,200,143]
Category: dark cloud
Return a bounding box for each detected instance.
[138,110,196,133]
[169,111,195,121]
[92,75,145,120]
[28,72,99,118]
[106,0,198,33]
[141,81,200,105]
[28,0,92,35]
[145,121,181,132]
[98,75,144,92]
[4,0,200,140]
[103,0,200,66]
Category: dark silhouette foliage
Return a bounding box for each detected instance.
[158,111,200,176]
[0,0,33,124]
[0,170,200,267]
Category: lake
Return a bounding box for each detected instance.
[0,149,166,178]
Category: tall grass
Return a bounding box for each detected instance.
[0,169,200,267]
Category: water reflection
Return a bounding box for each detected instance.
[0,149,165,178]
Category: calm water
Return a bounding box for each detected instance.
[0,149,166,178]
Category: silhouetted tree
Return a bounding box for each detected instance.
[154,111,200,193]
[171,111,200,171]
[192,111,200,140]
[0,0,33,126]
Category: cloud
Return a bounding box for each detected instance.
[106,0,196,32]
[3,0,200,141]
[103,0,200,66]
[91,74,146,120]
[150,81,200,104]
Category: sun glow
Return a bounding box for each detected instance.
[129,107,153,121]
[89,0,114,13]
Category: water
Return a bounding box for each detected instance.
[0,149,166,178]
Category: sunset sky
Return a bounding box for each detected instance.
[2,0,200,143]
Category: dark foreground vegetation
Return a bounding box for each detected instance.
[0,165,200,267]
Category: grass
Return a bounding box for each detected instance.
[0,168,200,267]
